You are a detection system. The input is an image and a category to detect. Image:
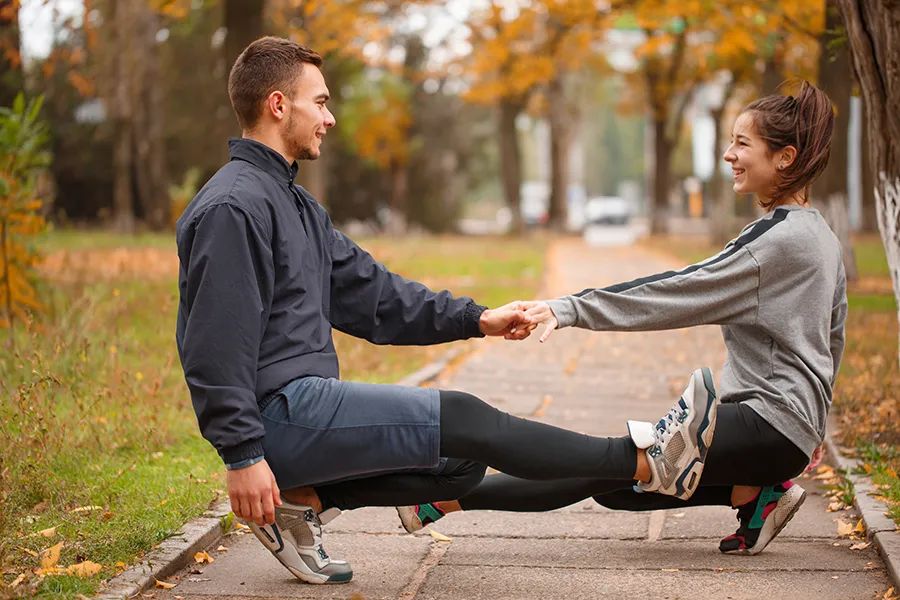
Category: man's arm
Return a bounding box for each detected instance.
[328,228,491,344]
[179,203,280,524]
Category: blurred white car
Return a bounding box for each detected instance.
[585,196,631,225]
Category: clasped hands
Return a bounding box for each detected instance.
[478,300,559,343]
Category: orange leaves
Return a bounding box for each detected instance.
[0,94,51,332]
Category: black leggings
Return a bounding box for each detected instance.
[316,390,637,511]
[459,401,809,512]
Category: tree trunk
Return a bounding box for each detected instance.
[837,0,900,365]
[133,3,168,230]
[499,99,523,234]
[814,0,857,280]
[860,98,878,231]
[224,0,265,69]
[111,0,135,232]
[547,76,569,231]
[650,117,671,235]
[761,41,786,94]
[0,0,23,107]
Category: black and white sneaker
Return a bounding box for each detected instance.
[249,503,352,584]
[627,367,718,500]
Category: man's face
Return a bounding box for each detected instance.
[281,65,336,161]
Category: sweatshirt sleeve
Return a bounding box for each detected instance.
[546,247,760,332]
[829,262,848,385]
[178,203,274,464]
[328,228,485,344]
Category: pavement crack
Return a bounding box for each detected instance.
[397,541,450,600]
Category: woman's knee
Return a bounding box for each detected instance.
[438,459,486,499]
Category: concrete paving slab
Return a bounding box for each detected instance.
[438,538,880,572]
[422,507,650,540]
[419,564,891,600]
[152,531,430,599]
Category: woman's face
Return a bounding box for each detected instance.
[723,112,787,201]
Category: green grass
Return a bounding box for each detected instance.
[854,443,900,524]
[1,230,545,598]
[853,234,892,278]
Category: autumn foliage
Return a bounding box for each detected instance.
[0,94,50,338]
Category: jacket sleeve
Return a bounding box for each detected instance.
[328,228,485,344]
[546,247,760,332]
[178,203,274,464]
[829,262,848,385]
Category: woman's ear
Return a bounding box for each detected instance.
[777,145,798,170]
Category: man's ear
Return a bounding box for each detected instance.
[265,91,287,122]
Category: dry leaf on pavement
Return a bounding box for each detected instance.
[193,551,214,564]
[849,542,871,550]
[155,578,176,589]
[836,519,854,537]
[428,530,452,542]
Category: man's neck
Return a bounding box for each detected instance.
[242,130,295,165]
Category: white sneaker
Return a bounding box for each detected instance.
[249,503,352,584]
[628,367,717,500]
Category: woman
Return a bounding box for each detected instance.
[399,80,846,556]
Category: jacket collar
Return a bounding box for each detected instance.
[228,137,299,184]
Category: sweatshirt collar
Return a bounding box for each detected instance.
[228,137,299,184]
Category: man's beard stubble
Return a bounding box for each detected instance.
[282,111,317,161]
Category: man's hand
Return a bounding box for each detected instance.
[226,459,282,526]
[523,301,559,342]
[479,302,535,340]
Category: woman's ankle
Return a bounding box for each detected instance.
[731,485,761,507]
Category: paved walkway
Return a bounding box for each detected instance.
[155,238,892,599]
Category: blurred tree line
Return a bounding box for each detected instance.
[0,0,893,242]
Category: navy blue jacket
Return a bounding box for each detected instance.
[175,139,485,464]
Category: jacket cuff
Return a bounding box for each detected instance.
[464,301,488,338]
[220,438,265,465]
[546,298,576,329]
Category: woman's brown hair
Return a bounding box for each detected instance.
[742,81,835,210]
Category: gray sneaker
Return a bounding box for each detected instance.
[249,503,352,584]
[627,367,717,500]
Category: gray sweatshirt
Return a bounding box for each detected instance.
[548,206,847,458]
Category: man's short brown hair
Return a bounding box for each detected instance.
[227,36,323,130]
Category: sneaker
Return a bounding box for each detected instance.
[627,367,717,500]
[719,481,806,555]
[249,503,352,584]
[397,503,446,533]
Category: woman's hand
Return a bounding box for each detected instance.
[523,301,559,343]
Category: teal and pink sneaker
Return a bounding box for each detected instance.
[719,481,806,555]
[396,503,446,533]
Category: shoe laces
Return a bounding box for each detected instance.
[655,403,688,443]
[282,508,328,559]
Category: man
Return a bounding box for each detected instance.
[176,36,719,586]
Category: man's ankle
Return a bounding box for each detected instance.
[282,486,323,513]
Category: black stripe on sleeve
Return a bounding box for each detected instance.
[573,208,789,298]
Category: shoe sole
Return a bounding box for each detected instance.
[673,367,718,500]
[397,506,423,533]
[722,485,807,556]
[747,485,806,555]
[249,522,351,584]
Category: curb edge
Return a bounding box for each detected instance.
[824,434,900,589]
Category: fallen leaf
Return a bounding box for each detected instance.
[836,520,854,537]
[40,542,63,570]
[827,501,845,512]
[813,466,836,480]
[187,577,211,582]
[216,545,228,552]
[429,530,452,542]
[70,505,103,514]
[20,547,39,558]
[661,568,680,572]
[193,551,214,564]
[115,561,128,570]
[850,542,871,550]
[10,573,27,587]
[854,519,866,534]
[37,526,57,538]
[67,561,102,578]
[234,522,250,531]
[155,578,176,589]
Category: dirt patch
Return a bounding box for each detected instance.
[39,248,178,282]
